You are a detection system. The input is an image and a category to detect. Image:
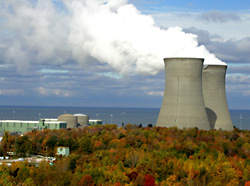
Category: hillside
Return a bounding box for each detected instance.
[1,124,250,185]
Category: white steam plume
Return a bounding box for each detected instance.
[0,0,226,75]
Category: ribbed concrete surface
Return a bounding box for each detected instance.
[202,65,233,130]
[156,58,210,130]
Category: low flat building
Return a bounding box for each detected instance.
[0,119,67,134]
[0,113,102,135]
[89,119,103,126]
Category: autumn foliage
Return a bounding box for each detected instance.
[144,174,155,186]
[1,125,250,185]
[78,175,94,186]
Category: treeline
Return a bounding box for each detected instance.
[1,124,250,185]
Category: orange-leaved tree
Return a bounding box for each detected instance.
[78,175,94,186]
[245,181,250,186]
[143,174,155,186]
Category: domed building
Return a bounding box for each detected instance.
[58,114,77,128]
[74,114,89,128]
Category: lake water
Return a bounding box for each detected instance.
[0,106,249,129]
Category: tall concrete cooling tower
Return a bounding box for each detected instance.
[202,65,233,130]
[156,58,210,130]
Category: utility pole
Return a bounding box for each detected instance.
[240,114,242,130]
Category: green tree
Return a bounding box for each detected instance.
[46,135,58,149]
[16,165,30,183]
[0,131,10,156]
[79,137,93,154]
[69,153,81,172]
[15,136,32,156]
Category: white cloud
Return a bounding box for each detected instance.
[200,10,241,23]
[149,10,250,40]
[236,38,250,53]
[39,69,69,74]
[0,0,226,78]
[227,75,250,84]
[98,72,123,79]
[183,27,250,66]
[0,0,249,108]
[243,90,250,96]
[226,78,250,99]
[37,87,72,97]
[0,89,24,96]
[146,91,164,96]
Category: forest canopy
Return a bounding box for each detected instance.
[0,124,250,186]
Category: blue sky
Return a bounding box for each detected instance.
[0,0,250,109]
[131,0,250,11]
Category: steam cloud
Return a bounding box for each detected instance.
[0,0,226,75]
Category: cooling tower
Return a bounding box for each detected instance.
[202,65,233,130]
[156,58,210,130]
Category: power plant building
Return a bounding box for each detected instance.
[0,112,102,134]
[156,58,210,130]
[89,120,103,126]
[0,119,67,134]
[202,65,233,130]
[74,114,89,128]
[57,113,93,128]
[58,114,77,128]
